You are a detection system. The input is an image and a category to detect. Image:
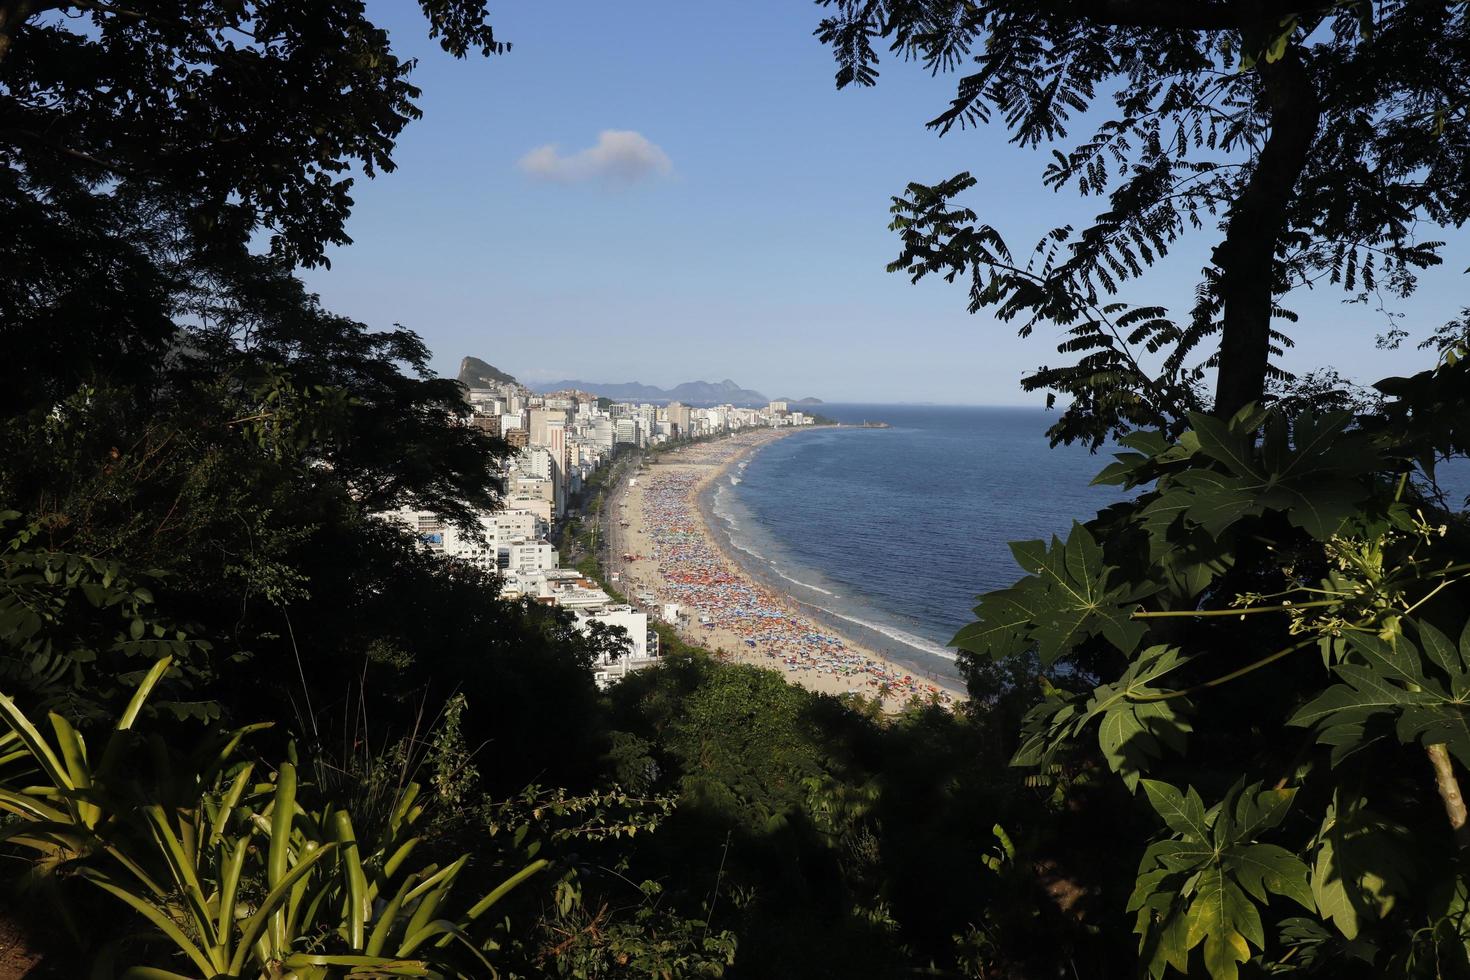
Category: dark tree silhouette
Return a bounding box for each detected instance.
[816,0,1470,443]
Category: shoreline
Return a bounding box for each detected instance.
[699,473,967,691]
[607,428,965,710]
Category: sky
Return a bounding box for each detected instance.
[300,1,1470,405]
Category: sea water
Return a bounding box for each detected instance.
[709,404,1470,685]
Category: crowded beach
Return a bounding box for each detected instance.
[609,432,960,711]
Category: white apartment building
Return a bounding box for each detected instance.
[378,506,551,573]
[500,539,557,577]
[503,495,552,524]
[517,446,555,480]
[614,418,639,446]
[575,605,658,690]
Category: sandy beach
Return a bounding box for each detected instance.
[606,429,964,711]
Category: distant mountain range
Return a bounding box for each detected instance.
[459,359,819,407]
[530,378,772,406]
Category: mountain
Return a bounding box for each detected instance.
[529,378,769,406]
[457,356,517,387]
[776,396,824,405]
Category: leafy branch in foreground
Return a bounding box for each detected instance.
[818,1,1470,444]
[1130,780,1313,980]
[955,338,1470,976]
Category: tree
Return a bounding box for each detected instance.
[816,0,1470,445]
[815,3,1470,976]
[0,1,523,727]
[0,0,504,261]
[934,266,1470,978]
[0,0,505,413]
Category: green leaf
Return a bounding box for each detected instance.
[228,842,338,977]
[141,806,216,951]
[116,656,173,731]
[1084,648,1193,789]
[1290,663,1436,731]
[333,810,369,950]
[1151,410,1376,541]
[1310,795,1412,941]
[1040,526,1154,662]
[951,593,1034,660]
[1141,780,1209,840]
[956,522,1160,665]
[1184,867,1256,980]
[281,953,430,976]
[1231,785,1296,838]
[1230,843,1313,911]
[0,691,74,798]
[1419,620,1470,697]
[82,870,218,977]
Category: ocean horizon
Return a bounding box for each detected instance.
[707,403,1470,685]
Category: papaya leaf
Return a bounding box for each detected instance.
[1133,781,1312,979]
[1184,867,1256,980]
[957,523,1156,664]
[1085,648,1193,788]
[1148,410,1377,541]
[1291,630,1470,764]
[1141,780,1210,840]
[1310,794,1414,941]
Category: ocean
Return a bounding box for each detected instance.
[708,404,1470,686]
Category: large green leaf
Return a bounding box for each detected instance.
[955,522,1156,665]
[1290,630,1470,765]
[1133,781,1316,979]
[1309,794,1413,941]
[1144,410,1377,541]
[1087,648,1193,789]
[1184,867,1257,980]
[1142,780,1209,840]
[1229,843,1313,912]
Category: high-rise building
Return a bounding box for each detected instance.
[472,413,501,438]
[529,407,568,447]
[589,418,615,451]
[546,418,568,515]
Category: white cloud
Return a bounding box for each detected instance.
[517,130,673,184]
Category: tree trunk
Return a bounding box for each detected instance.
[1426,743,1470,849]
[1211,44,1321,417]
[0,1,39,63]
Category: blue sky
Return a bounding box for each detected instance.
[300,1,1469,405]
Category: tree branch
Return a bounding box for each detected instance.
[1062,0,1236,30]
[0,0,61,63]
[1056,0,1331,32]
[1426,743,1470,849]
[1212,43,1322,415]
